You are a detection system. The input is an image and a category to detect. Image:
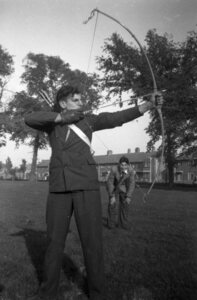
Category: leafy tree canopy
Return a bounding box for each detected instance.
[0,44,14,94]
[0,45,14,147]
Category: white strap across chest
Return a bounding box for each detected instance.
[68,124,95,155]
[68,124,92,148]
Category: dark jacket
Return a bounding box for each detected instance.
[25,107,142,192]
[106,165,135,199]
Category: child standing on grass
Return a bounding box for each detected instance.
[106,156,135,230]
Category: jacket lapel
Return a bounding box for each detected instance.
[55,124,69,143]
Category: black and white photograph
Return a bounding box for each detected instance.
[0,0,197,299]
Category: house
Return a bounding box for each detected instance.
[36,160,50,181]
[174,152,197,184]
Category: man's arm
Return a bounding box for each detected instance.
[25,110,84,131]
[24,111,60,131]
[93,106,143,131]
[91,92,163,131]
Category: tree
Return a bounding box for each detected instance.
[0,45,14,101]
[0,45,14,147]
[97,33,144,104]
[19,159,27,179]
[6,53,101,181]
[145,29,197,184]
[97,29,197,185]
[177,29,197,157]
[0,113,7,147]
[5,156,12,175]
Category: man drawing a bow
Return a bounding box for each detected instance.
[25,84,163,300]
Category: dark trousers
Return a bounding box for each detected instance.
[108,192,130,229]
[40,190,104,300]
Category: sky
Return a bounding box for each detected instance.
[0,0,197,166]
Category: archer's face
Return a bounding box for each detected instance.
[119,162,129,174]
[59,93,82,111]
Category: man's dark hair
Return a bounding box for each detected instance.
[53,85,81,112]
[119,156,129,165]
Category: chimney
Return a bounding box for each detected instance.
[135,147,140,153]
[127,148,131,153]
[107,150,113,155]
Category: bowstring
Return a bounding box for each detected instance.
[84,10,142,154]
[84,11,110,153]
[83,11,99,94]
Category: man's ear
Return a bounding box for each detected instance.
[59,99,67,110]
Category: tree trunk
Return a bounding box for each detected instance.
[29,132,40,181]
[168,161,174,187]
[0,83,7,102]
[166,132,175,187]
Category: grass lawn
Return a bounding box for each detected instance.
[0,181,197,300]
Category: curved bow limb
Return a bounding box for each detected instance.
[84,8,157,93]
[84,8,165,199]
[144,104,165,200]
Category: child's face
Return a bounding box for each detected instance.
[120,162,129,174]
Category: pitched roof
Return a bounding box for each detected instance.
[94,152,155,165]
